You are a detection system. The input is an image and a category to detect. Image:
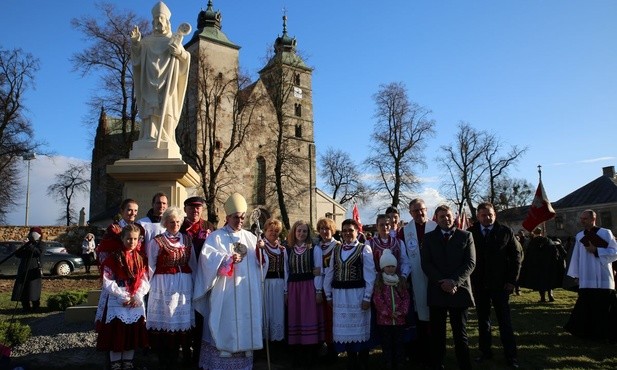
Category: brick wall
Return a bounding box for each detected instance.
[0,226,102,255]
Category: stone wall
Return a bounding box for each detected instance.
[0,226,103,255]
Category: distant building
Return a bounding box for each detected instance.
[499,166,617,241]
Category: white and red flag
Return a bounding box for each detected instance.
[522,180,556,232]
[352,203,363,232]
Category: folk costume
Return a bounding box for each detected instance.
[180,217,213,260]
[179,196,214,365]
[286,242,325,345]
[372,249,410,370]
[95,240,150,368]
[368,234,409,275]
[146,231,196,364]
[318,238,340,352]
[259,237,286,341]
[324,240,376,351]
[193,193,263,370]
[565,226,617,340]
[97,220,146,265]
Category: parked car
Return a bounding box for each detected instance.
[0,240,84,276]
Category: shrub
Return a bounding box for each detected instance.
[0,320,31,347]
[46,291,87,311]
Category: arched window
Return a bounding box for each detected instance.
[294,103,302,117]
[295,124,302,138]
[294,73,301,86]
[255,156,266,204]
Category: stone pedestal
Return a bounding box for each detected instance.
[107,158,200,209]
[129,139,181,160]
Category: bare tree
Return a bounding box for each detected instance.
[439,122,528,218]
[364,82,435,208]
[70,2,149,155]
[179,53,265,226]
[47,164,90,226]
[439,122,490,218]
[319,147,370,206]
[492,177,534,211]
[483,133,528,205]
[0,46,43,223]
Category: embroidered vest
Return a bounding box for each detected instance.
[332,244,365,289]
[264,246,285,279]
[287,245,314,282]
[321,240,340,270]
[153,234,192,274]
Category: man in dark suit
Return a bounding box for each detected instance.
[421,205,476,370]
[468,202,523,369]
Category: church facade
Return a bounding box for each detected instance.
[90,1,327,229]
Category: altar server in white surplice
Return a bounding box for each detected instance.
[193,193,263,370]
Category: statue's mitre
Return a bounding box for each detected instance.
[152,1,172,18]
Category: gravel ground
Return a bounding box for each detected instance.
[7,312,289,370]
[9,312,108,370]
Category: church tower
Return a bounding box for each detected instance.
[258,14,317,227]
[177,3,317,228]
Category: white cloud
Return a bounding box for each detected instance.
[5,156,91,226]
[575,157,616,164]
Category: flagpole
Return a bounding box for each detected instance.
[538,165,544,234]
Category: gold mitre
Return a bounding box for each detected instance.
[224,193,247,215]
[152,1,171,18]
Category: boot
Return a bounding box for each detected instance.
[539,291,546,302]
[548,290,555,302]
[122,360,134,370]
[110,361,122,370]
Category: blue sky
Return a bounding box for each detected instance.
[2,0,616,226]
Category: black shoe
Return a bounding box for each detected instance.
[508,358,520,368]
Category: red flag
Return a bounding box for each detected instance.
[456,210,469,230]
[522,180,556,232]
[352,204,363,232]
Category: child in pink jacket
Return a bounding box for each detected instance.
[372,249,410,370]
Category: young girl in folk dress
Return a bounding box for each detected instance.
[316,217,340,363]
[286,220,324,368]
[258,218,287,344]
[368,214,408,275]
[372,249,410,370]
[95,224,150,370]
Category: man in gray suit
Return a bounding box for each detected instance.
[421,205,476,370]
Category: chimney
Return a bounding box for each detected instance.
[602,166,615,178]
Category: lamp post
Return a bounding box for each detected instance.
[23,152,36,226]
